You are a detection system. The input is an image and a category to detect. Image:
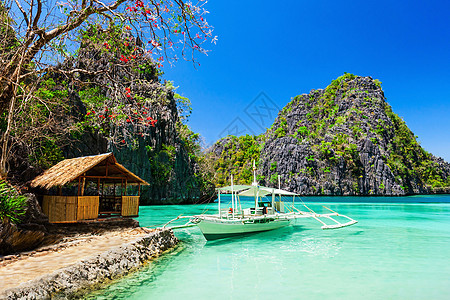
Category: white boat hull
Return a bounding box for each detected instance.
[196,217,292,240]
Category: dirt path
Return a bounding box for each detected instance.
[0,227,154,293]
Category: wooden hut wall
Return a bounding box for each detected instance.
[43,196,78,222]
[77,196,100,220]
[121,196,140,217]
[43,195,99,222]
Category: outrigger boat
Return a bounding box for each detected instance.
[164,165,358,241]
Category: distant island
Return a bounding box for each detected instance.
[205,74,450,196]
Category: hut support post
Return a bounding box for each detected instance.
[138,183,141,196]
[81,177,86,196]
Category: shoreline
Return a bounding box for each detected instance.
[0,227,178,299]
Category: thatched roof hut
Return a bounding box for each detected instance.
[31,152,148,189]
[31,153,148,223]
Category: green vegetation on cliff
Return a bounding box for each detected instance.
[206,135,263,186]
[384,104,450,189]
[208,74,450,195]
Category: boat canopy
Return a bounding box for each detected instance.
[267,188,298,196]
[217,185,298,197]
[238,186,273,197]
[216,185,254,192]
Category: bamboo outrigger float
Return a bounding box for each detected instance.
[164,163,357,240]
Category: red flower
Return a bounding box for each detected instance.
[125,87,131,92]
[122,140,126,143]
[150,40,159,47]
[143,111,147,115]
[124,42,129,47]
[86,112,91,116]
[126,119,131,123]
[99,114,104,118]
[125,25,132,30]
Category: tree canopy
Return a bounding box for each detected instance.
[0,0,215,175]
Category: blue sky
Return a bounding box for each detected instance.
[162,0,450,161]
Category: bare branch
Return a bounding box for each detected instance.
[32,0,42,29]
[13,0,29,27]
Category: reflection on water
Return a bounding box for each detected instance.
[85,195,450,300]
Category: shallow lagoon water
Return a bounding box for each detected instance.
[86,195,450,299]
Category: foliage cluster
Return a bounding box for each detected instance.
[209,135,262,186]
[0,76,71,172]
[146,144,176,185]
[177,121,214,196]
[0,180,26,224]
[383,104,449,189]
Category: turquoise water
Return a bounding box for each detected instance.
[86,195,450,299]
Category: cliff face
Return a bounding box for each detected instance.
[31,30,216,204]
[66,77,212,204]
[209,74,450,195]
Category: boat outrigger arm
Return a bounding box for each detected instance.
[163,206,357,231]
[164,168,356,240]
[163,184,357,232]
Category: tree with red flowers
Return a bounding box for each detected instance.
[0,0,215,176]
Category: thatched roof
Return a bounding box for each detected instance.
[31,153,149,189]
